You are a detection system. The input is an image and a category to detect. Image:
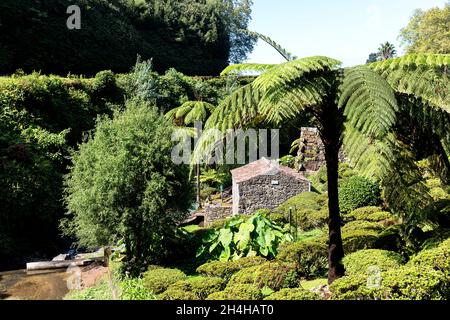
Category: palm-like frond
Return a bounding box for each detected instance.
[370,54,450,111]
[245,31,298,61]
[204,83,262,131]
[165,101,216,125]
[339,65,398,138]
[220,63,276,76]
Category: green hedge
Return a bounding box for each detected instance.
[143,268,187,294]
[161,277,225,300]
[339,176,381,213]
[206,284,263,300]
[227,261,300,291]
[264,288,320,300]
[276,240,328,279]
[343,249,404,276]
[196,257,267,281]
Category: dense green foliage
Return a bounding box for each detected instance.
[160,276,225,300]
[342,249,404,276]
[63,99,194,275]
[0,65,239,268]
[206,284,263,300]
[143,268,187,294]
[276,240,328,279]
[338,176,381,213]
[264,288,319,300]
[272,192,329,230]
[0,72,121,266]
[197,212,292,261]
[0,0,256,76]
[196,256,266,280]
[227,261,300,291]
[399,3,450,54]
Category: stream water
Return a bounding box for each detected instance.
[0,269,69,300]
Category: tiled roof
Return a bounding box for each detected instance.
[231,158,309,183]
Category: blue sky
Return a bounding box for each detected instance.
[246,0,447,66]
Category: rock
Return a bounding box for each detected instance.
[52,254,69,262]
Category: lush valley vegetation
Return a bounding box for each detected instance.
[0,1,449,302]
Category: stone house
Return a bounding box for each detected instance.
[231,158,311,215]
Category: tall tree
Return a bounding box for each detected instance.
[399,2,450,54]
[195,35,450,283]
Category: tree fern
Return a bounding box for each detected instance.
[220,63,276,76]
[245,30,297,61]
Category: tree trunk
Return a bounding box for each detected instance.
[318,104,346,284]
[324,143,345,284]
[196,163,201,208]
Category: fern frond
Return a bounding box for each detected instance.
[205,83,261,131]
[245,31,297,61]
[220,63,276,76]
[165,101,216,125]
[370,54,450,111]
[339,65,398,138]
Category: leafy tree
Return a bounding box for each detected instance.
[195,33,450,283]
[366,53,379,64]
[63,98,194,275]
[0,0,256,76]
[399,3,450,54]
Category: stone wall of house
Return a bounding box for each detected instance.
[204,205,233,226]
[296,127,346,172]
[236,172,310,215]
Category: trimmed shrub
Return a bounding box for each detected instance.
[206,284,263,300]
[331,266,450,300]
[159,288,198,300]
[228,261,299,291]
[379,266,449,300]
[264,288,320,300]
[339,176,381,213]
[407,241,450,277]
[343,249,404,276]
[143,268,186,294]
[342,221,384,233]
[345,207,395,225]
[276,240,328,279]
[330,273,379,300]
[272,192,328,230]
[196,257,266,281]
[342,229,380,254]
[166,277,225,300]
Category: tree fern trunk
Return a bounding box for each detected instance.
[319,104,346,284]
[324,143,345,284]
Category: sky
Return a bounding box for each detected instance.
[245,0,447,66]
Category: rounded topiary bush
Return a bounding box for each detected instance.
[264,288,320,300]
[343,249,404,276]
[379,266,449,300]
[196,257,267,281]
[143,268,186,294]
[331,266,450,300]
[342,221,384,233]
[276,239,328,279]
[407,241,450,277]
[345,206,395,225]
[165,277,225,300]
[159,288,197,300]
[228,261,299,291]
[206,284,263,300]
[273,192,328,230]
[339,176,381,213]
[342,229,380,254]
[330,273,378,300]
